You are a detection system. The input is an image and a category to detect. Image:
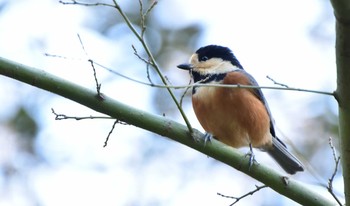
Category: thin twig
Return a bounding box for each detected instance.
[88,59,103,99]
[138,0,158,38]
[146,59,154,85]
[59,0,114,8]
[217,185,268,205]
[327,137,343,206]
[144,1,158,17]
[51,108,113,120]
[179,78,192,107]
[132,45,152,65]
[138,0,146,38]
[76,34,103,98]
[44,53,77,60]
[52,108,127,147]
[104,119,119,147]
[132,45,154,85]
[93,60,334,96]
[266,75,289,88]
[94,61,333,95]
[77,33,88,56]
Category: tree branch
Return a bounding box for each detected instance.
[327,137,343,205]
[0,57,336,205]
[51,108,113,120]
[217,185,268,205]
[330,0,350,204]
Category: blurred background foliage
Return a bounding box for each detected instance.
[0,0,341,205]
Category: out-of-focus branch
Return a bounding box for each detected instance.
[330,0,350,204]
[0,57,336,205]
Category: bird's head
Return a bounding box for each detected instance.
[177,45,243,82]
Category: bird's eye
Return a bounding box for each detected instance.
[200,56,208,61]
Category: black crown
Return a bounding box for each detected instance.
[196,45,243,69]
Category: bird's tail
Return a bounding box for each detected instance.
[267,137,304,174]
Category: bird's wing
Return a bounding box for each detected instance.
[235,70,281,142]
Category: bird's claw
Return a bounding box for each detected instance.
[203,132,213,145]
[245,143,256,171]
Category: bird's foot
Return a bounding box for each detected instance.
[244,143,256,171]
[203,132,213,145]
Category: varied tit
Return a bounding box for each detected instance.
[177,45,304,174]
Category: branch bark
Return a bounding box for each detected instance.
[330,0,350,204]
[0,57,336,205]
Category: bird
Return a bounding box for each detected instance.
[177,45,304,174]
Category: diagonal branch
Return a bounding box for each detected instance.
[0,57,336,206]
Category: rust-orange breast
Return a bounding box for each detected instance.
[192,71,272,148]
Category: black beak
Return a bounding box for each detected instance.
[177,63,193,70]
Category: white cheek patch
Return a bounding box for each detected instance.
[190,54,199,65]
[195,60,240,75]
